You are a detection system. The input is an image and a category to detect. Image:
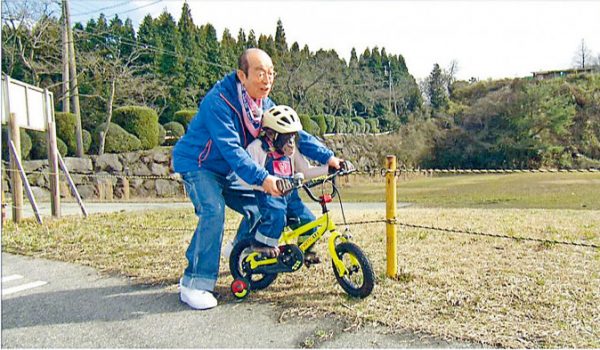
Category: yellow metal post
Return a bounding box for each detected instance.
[385,155,397,278]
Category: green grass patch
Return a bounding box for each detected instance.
[334,172,600,209]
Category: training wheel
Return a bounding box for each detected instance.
[231,278,250,300]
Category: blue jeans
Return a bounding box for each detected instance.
[180,169,260,292]
[254,189,316,247]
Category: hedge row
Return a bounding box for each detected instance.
[17,107,381,159]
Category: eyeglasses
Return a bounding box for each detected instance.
[256,70,277,81]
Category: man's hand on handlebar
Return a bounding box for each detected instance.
[327,156,342,170]
[262,175,282,196]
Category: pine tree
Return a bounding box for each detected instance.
[247,29,257,47]
[178,2,203,107]
[237,28,247,51]
[136,15,157,68]
[198,23,221,87]
[274,19,288,54]
[427,63,448,111]
[220,28,238,74]
[154,11,184,121]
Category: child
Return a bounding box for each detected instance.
[245,105,330,260]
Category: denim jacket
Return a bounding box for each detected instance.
[172,72,333,186]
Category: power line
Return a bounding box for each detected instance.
[73,28,233,71]
[73,29,392,90]
[102,0,162,18]
[71,0,162,21]
[71,0,131,17]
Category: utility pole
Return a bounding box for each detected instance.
[61,1,70,113]
[389,62,398,116]
[385,63,391,112]
[63,0,84,156]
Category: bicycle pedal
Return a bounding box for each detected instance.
[304,252,321,266]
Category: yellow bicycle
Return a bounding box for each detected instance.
[229,163,375,300]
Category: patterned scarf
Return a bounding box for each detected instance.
[237,83,263,137]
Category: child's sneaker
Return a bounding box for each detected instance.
[251,240,280,258]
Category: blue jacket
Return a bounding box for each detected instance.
[172,72,334,186]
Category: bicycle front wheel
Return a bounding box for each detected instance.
[331,242,374,298]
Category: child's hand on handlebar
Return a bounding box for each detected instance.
[327,156,343,170]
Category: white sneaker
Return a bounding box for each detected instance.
[179,280,217,310]
[222,240,234,258]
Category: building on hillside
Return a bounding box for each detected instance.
[532,67,595,80]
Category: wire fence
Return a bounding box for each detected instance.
[105,219,599,250]
[3,166,599,250]
[4,166,600,181]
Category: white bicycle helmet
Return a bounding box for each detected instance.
[262,105,303,134]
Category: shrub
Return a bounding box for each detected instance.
[56,138,68,157]
[55,112,77,155]
[113,106,159,150]
[163,121,185,145]
[93,122,142,153]
[173,109,196,130]
[366,119,380,133]
[299,114,319,135]
[334,117,346,133]
[311,115,327,136]
[158,124,166,145]
[2,127,32,160]
[324,115,336,133]
[28,130,70,159]
[352,117,366,133]
[27,130,46,159]
[82,129,92,153]
[364,122,371,133]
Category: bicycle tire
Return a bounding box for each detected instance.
[331,242,375,298]
[229,238,278,291]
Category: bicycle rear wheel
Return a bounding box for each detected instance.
[331,242,374,298]
[229,238,278,291]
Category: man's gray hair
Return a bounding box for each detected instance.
[238,48,264,75]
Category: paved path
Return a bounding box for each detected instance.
[1,253,481,348]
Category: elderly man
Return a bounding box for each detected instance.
[172,48,341,310]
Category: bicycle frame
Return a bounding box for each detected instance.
[246,209,358,278]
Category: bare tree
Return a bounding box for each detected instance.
[572,39,593,69]
[77,31,164,155]
[444,59,459,96]
[1,0,61,85]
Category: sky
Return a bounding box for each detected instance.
[68,0,600,81]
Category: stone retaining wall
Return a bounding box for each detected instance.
[1,147,183,201]
[1,135,388,201]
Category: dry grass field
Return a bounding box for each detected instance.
[2,173,599,348]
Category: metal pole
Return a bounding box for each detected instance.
[57,153,88,217]
[385,155,397,278]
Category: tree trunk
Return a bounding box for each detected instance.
[98,78,116,155]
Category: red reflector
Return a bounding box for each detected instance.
[320,194,332,203]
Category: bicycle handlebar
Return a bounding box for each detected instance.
[276,160,356,201]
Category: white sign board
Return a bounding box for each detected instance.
[1,75,50,131]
